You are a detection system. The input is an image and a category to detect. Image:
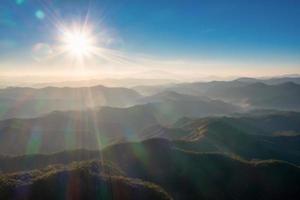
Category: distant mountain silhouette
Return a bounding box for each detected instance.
[142,81,300,110]
[30,78,177,88]
[135,80,248,96]
[137,91,211,104]
[204,82,300,109]
[2,78,300,121]
[235,77,300,85]
[0,85,141,120]
[134,78,300,110]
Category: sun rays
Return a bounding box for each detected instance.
[60,27,96,59]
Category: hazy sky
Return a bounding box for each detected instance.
[0,0,299,78]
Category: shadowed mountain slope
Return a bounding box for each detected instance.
[1,139,299,200]
[141,112,300,164]
[0,98,240,155]
[102,139,300,200]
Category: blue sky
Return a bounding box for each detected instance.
[0,0,299,77]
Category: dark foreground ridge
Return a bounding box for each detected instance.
[1,139,300,200]
[0,160,172,200]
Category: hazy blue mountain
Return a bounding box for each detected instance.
[133,84,175,96]
[0,108,156,155]
[4,110,299,172]
[0,85,141,120]
[204,82,300,109]
[166,81,249,96]
[235,77,300,85]
[0,110,299,165]
[148,81,300,110]
[234,77,260,83]
[0,98,240,155]
[30,78,177,88]
[136,91,211,104]
[134,78,300,110]
[134,80,249,96]
[134,76,300,96]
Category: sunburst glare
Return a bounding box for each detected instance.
[52,22,134,68]
[60,25,96,60]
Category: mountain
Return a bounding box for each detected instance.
[31,78,177,88]
[0,107,156,155]
[1,139,299,200]
[0,85,141,120]
[133,84,175,96]
[136,91,211,104]
[0,149,102,173]
[134,78,300,110]
[235,77,300,85]
[1,111,300,168]
[151,81,300,110]
[0,160,171,200]
[134,80,253,97]
[234,77,260,83]
[204,82,300,109]
[102,139,300,200]
[142,112,300,164]
[136,91,240,121]
[0,97,240,155]
[143,80,249,96]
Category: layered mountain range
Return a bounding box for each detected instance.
[1,77,300,200]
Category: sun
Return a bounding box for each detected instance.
[56,23,125,65]
[61,28,96,59]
